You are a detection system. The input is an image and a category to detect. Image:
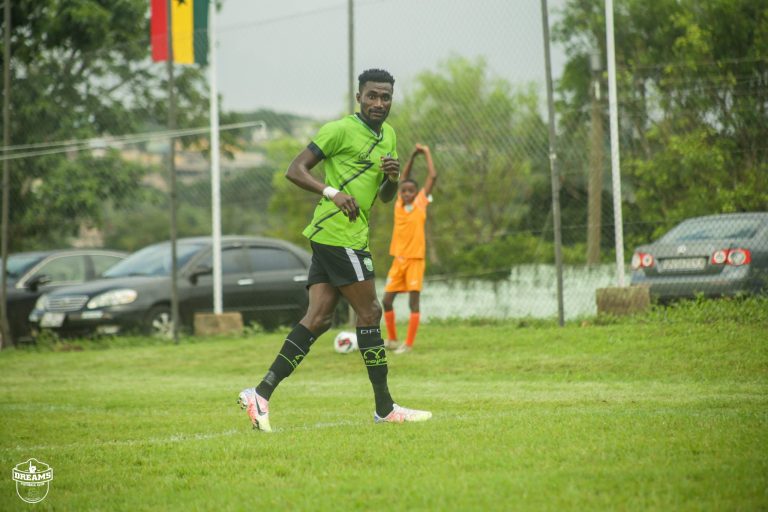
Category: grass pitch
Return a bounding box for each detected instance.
[1,300,766,511]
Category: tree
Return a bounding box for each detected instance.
[1,0,214,250]
[553,0,768,247]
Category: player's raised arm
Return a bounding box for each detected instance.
[421,145,437,196]
[400,145,421,182]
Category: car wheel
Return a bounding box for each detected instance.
[144,305,174,338]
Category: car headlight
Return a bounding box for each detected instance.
[86,289,138,309]
[35,294,49,310]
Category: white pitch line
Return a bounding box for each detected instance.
[3,429,241,453]
[1,413,446,453]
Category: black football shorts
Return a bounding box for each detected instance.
[307,241,376,288]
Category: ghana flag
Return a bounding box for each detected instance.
[151,0,209,65]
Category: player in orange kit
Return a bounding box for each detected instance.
[382,143,437,354]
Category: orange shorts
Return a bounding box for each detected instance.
[384,257,425,292]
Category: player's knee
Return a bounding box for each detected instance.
[356,300,382,326]
[301,312,334,336]
[314,317,334,336]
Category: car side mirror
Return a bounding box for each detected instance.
[27,274,52,292]
[189,265,212,285]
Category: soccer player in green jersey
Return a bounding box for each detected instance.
[238,69,432,432]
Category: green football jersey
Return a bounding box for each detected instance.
[302,114,398,249]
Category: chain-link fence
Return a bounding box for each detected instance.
[2,0,767,342]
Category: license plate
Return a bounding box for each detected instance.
[40,312,65,328]
[659,258,706,272]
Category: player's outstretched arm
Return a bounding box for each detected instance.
[421,145,437,196]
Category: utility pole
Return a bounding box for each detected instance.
[587,50,604,266]
[605,0,626,286]
[540,0,565,326]
[1,0,13,348]
[347,0,355,114]
[346,0,357,328]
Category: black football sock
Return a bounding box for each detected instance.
[255,324,316,400]
[356,325,395,417]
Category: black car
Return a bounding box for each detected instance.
[3,249,127,343]
[630,212,768,300]
[28,236,312,337]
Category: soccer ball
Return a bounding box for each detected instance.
[333,331,358,354]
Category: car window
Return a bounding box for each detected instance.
[222,248,250,274]
[199,247,251,274]
[4,254,44,284]
[33,255,87,284]
[91,254,124,277]
[660,218,766,243]
[247,247,304,271]
[104,243,205,277]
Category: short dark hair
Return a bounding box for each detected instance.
[358,68,395,90]
[400,178,419,189]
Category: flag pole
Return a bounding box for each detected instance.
[209,0,222,315]
[166,0,181,343]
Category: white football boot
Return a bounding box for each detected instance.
[237,388,272,433]
[374,403,432,424]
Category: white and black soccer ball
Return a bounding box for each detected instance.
[333,331,358,354]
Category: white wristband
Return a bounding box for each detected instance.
[323,186,340,200]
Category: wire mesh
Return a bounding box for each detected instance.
[1,0,766,341]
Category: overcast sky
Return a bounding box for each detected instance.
[215,0,567,119]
